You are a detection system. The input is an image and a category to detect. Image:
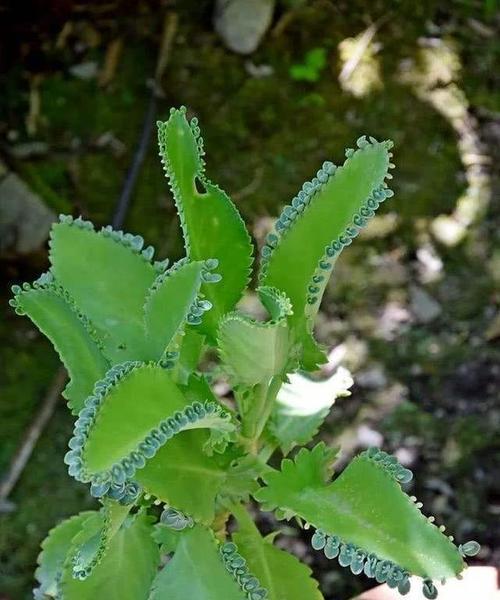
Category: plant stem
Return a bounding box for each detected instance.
[253,376,282,442]
[241,376,282,454]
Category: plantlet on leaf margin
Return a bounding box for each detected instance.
[11,106,479,600]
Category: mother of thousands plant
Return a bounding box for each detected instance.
[11,107,479,600]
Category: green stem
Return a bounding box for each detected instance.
[241,383,267,442]
[253,376,282,441]
[240,376,282,454]
[258,443,278,464]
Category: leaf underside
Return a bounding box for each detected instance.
[69,500,132,580]
[11,285,109,414]
[218,316,290,387]
[256,445,465,582]
[34,512,94,598]
[157,107,254,340]
[217,286,295,386]
[59,512,159,600]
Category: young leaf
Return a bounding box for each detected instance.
[232,503,324,600]
[67,363,235,502]
[180,373,236,454]
[269,367,353,454]
[172,328,205,384]
[11,281,109,414]
[59,512,159,600]
[217,287,295,386]
[259,137,394,367]
[34,511,94,599]
[143,259,217,361]
[49,217,157,362]
[135,429,226,523]
[148,525,265,600]
[256,444,467,590]
[157,107,254,340]
[69,499,131,580]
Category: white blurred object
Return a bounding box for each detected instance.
[271,367,353,452]
[214,0,275,55]
[277,367,354,418]
[353,567,499,600]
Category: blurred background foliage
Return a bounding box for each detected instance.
[0,1,499,598]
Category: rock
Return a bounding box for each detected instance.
[214,0,275,55]
[410,285,442,323]
[244,60,274,78]
[0,167,55,256]
[69,61,98,80]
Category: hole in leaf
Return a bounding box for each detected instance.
[194,176,207,195]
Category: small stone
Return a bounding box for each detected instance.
[214,0,275,55]
[0,171,55,256]
[410,285,442,324]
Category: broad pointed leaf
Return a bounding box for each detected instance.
[269,367,353,453]
[232,504,324,600]
[157,108,254,340]
[34,511,94,598]
[256,444,466,586]
[49,217,157,362]
[66,363,235,500]
[259,138,394,367]
[11,281,109,414]
[143,260,216,361]
[60,512,159,600]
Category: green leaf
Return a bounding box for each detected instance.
[67,363,235,502]
[157,108,254,340]
[69,499,132,580]
[49,217,157,362]
[152,523,183,554]
[34,512,94,598]
[148,526,254,600]
[217,288,295,387]
[135,429,226,524]
[269,367,353,453]
[180,373,236,453]
[232,504,324,600]
[223,454,272,503]
[11,281,109,414]
[143,260,217,361]
[172,328,205,384]
[290,47,327,83]
[60,512,159,600]
[259,137,394,366]
[255,444,466,588]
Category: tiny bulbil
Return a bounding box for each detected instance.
[11,107,479,600]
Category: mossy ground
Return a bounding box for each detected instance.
[1,2,499,598]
